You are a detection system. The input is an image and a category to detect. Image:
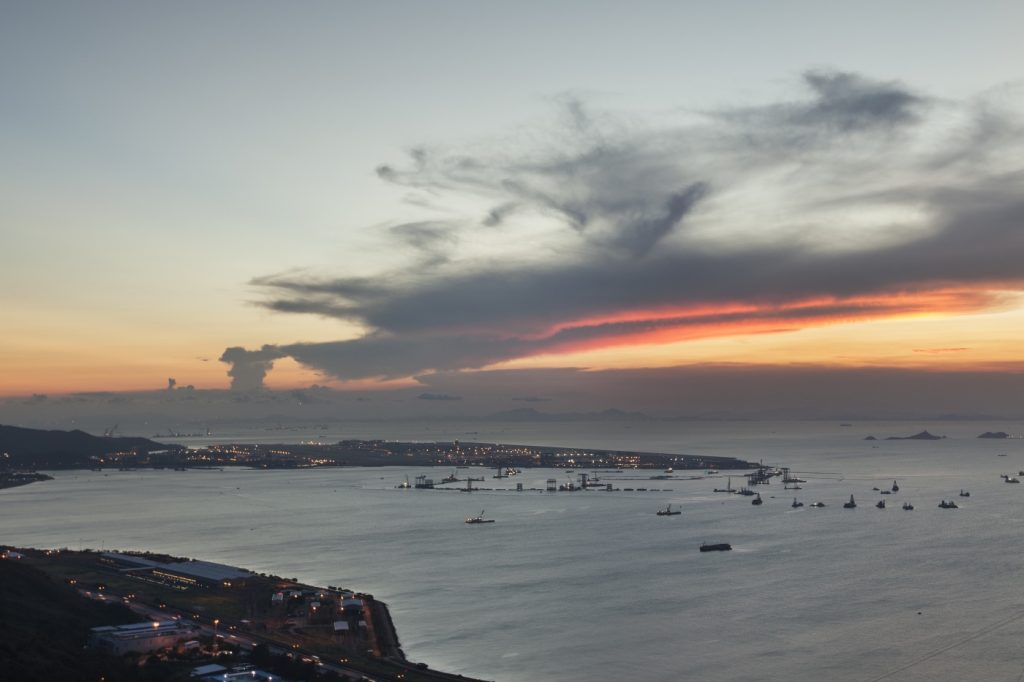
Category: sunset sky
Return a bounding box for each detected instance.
[2,2,1023,418]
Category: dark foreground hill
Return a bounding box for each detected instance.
[0,424,169,468]
[0,555,179,681]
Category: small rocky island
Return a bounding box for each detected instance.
[884,430,946,441]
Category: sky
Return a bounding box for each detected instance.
[2,1,1024,424]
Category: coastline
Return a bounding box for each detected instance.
[0,471,53,490]
[6,546,491,682]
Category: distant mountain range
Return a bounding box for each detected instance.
[483,407,655,422]
[0,424,169,468]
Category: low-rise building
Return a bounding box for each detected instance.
[89,620,197,656]
[100,552,253,588]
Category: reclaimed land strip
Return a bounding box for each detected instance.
[5,546,490,682]
[78,438,756,471]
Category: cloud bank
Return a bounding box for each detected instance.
[223,71,1024,387]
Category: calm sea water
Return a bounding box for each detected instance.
[4,420,1024,681]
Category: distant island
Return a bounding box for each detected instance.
[884,430,946,440]
[978,431,1011,439]
[863,430,947,441]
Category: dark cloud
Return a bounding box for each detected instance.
[221,71,1024,385]
[219,346,284,391]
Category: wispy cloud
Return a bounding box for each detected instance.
[224,71,1024,386]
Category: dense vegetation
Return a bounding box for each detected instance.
[0,557,183,681]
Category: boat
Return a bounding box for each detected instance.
[706,469,719,475]
[713,477,735,493]
[959,489,970,497]
[664,467,674,474]
[737,487,757,496]
[891,480,899,492]
[938,500,959,509]
[656,504,681,516]
[396,475,411,489]
[809,502,827,508]
[700,542,732,552]
[441,472,459,484]
[791,498,804,508]
[1007,477,1021,484]
[843,495,857,509]
[880,490,892,495]
[465,510,495,524]
[876,499,885,509]
[902,502,914,510]
[751,493,763,506]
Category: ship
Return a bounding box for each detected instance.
[656,504,681,516]
[938,500,959,509]
[843,495,857,509]
[751,493,763,506]
[791,498,804,508]
[902,502,914,510]
[700,542,732,552]
[876,499,885,509]
[959,489,970,497]
[891,480,899,492]
[465,510,495,524]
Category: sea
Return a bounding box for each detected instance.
[3,419,1024,682]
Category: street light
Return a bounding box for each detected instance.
[213,619,220,652]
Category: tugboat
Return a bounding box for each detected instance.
[959,489,970,497]
[791,498,804,508]
[891,480,900,492]
[700,542,732,552]
[465,510,495,524]
[843,495,857,509]
[751,493,763,506]
[938,500,959,509]
[902,502,914,510]
[876,499,885,509]
[656,504,681,516]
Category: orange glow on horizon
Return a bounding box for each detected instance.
[2,288,1021,397]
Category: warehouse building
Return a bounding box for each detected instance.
[89,620,197,655]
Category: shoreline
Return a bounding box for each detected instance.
[7,546,492,682]
[0,471,53,490]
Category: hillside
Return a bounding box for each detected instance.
[0,554,181,681]
[0,424,170,468]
